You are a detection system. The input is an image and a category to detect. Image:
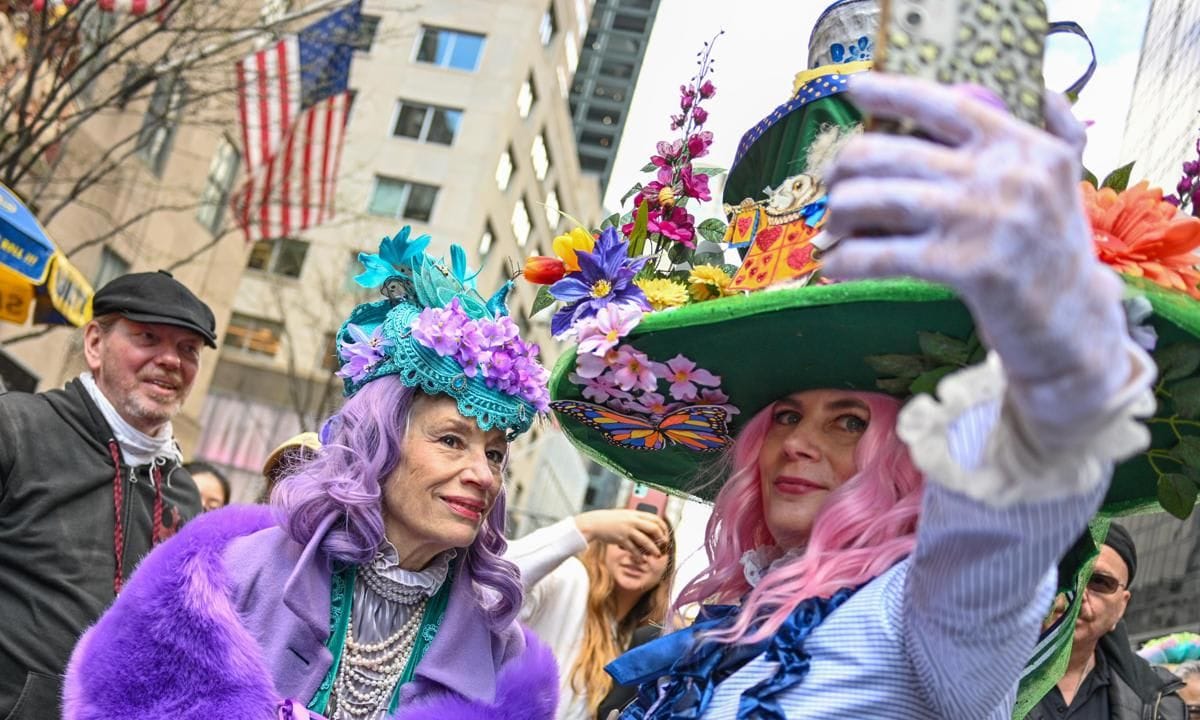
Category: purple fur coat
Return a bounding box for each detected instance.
[63,505,558,720]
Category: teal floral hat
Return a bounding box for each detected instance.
[336,227,550,438]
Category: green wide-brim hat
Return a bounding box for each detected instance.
[549,276,1200,516]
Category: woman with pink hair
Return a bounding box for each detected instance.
[552,62,1160,720]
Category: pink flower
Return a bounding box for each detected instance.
[698,387,739,418]
[698,80,715,99]
[575,347,622,379]
[628,392,683,419]
[611,347,662,392]
[692,106,709,125]
[663,353,720,401]
[649,206,696,247]
[687,131,713,159]
[570,371,632,404]
[576,303,644,356]
[651,140,682,169]
[679,165,711,202]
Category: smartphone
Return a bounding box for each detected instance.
[873,0,1048,127]
[626,483,668,517]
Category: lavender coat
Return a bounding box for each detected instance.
[63,505,558,720]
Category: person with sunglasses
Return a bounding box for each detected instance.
[1029,523,1187,720]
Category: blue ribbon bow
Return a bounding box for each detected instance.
[608,587,858,719]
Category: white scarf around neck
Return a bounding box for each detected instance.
[80,371,182,469]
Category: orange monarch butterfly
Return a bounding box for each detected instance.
[551,400,733,452]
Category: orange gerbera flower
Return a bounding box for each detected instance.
[1083,180,1200,299]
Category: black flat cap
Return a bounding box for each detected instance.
[1104,522,1138,587]
[92,270,217,347]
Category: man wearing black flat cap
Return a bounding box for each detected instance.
[1029,523,1186,720]
[0,270,216,719]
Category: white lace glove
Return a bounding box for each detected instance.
[824,72,1145,451]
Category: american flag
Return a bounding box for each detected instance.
[232,1,360,243]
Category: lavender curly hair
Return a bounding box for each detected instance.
[272,375,523,630]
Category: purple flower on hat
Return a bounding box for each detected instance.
[662,353,720,401]
[412,299,470,357]
[336,323,394,383]
[576,303,644,356]
[570,371,632,405]
[549,227,650,337]
[575,347,622,379]
[611,346,663,393]
[679,164,711,202]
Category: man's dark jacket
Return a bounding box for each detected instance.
[0,379,200,719]
[1101,622,1187,720]
[1027,621,1187,720]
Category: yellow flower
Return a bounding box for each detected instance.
[552,228,596,272]
[687,264,733,301]
[635,277,689,311]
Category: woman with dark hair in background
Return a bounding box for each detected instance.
[507,508,675,719]
[64,230,559,720]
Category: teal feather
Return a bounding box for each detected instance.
[486,280,515,317]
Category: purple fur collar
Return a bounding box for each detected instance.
[64,505,280,719]
[63,506,559,720]
[391,626,559,720]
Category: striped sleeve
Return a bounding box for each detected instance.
[900,396,1108,718]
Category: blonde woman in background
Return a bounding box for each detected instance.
[507,509,675,719]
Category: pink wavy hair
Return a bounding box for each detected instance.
[675,392,924,643]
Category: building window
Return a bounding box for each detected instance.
[575,0,589,35]
[564,32,578,75]
[415,27,485,71]
[586,106,620,126]
[580,129,614,149]
[196,137,241,235]
[598,60,635,80]
[612,12,648,33]
[479,221,496,261]
[136,73,186,176]
[539,3,557,46]
[225,313,284,357]
[544,188,561,229]
[367,177,439,222]
[495,147,515,191]
[511,199,533,248]
[579,152,607,173]
[517,74,537,119]
[94,247,130,289]
[531,133,551,181]
[354,14,381,51]
[247,237,309,278]
[392,100,462,145]
[593,83,626,103]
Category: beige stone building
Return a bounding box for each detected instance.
[193,0,604,505]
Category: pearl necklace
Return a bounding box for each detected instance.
[330,597,428,720]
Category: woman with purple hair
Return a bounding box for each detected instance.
[62,229,559,720]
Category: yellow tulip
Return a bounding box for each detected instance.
[552,228,596,272]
